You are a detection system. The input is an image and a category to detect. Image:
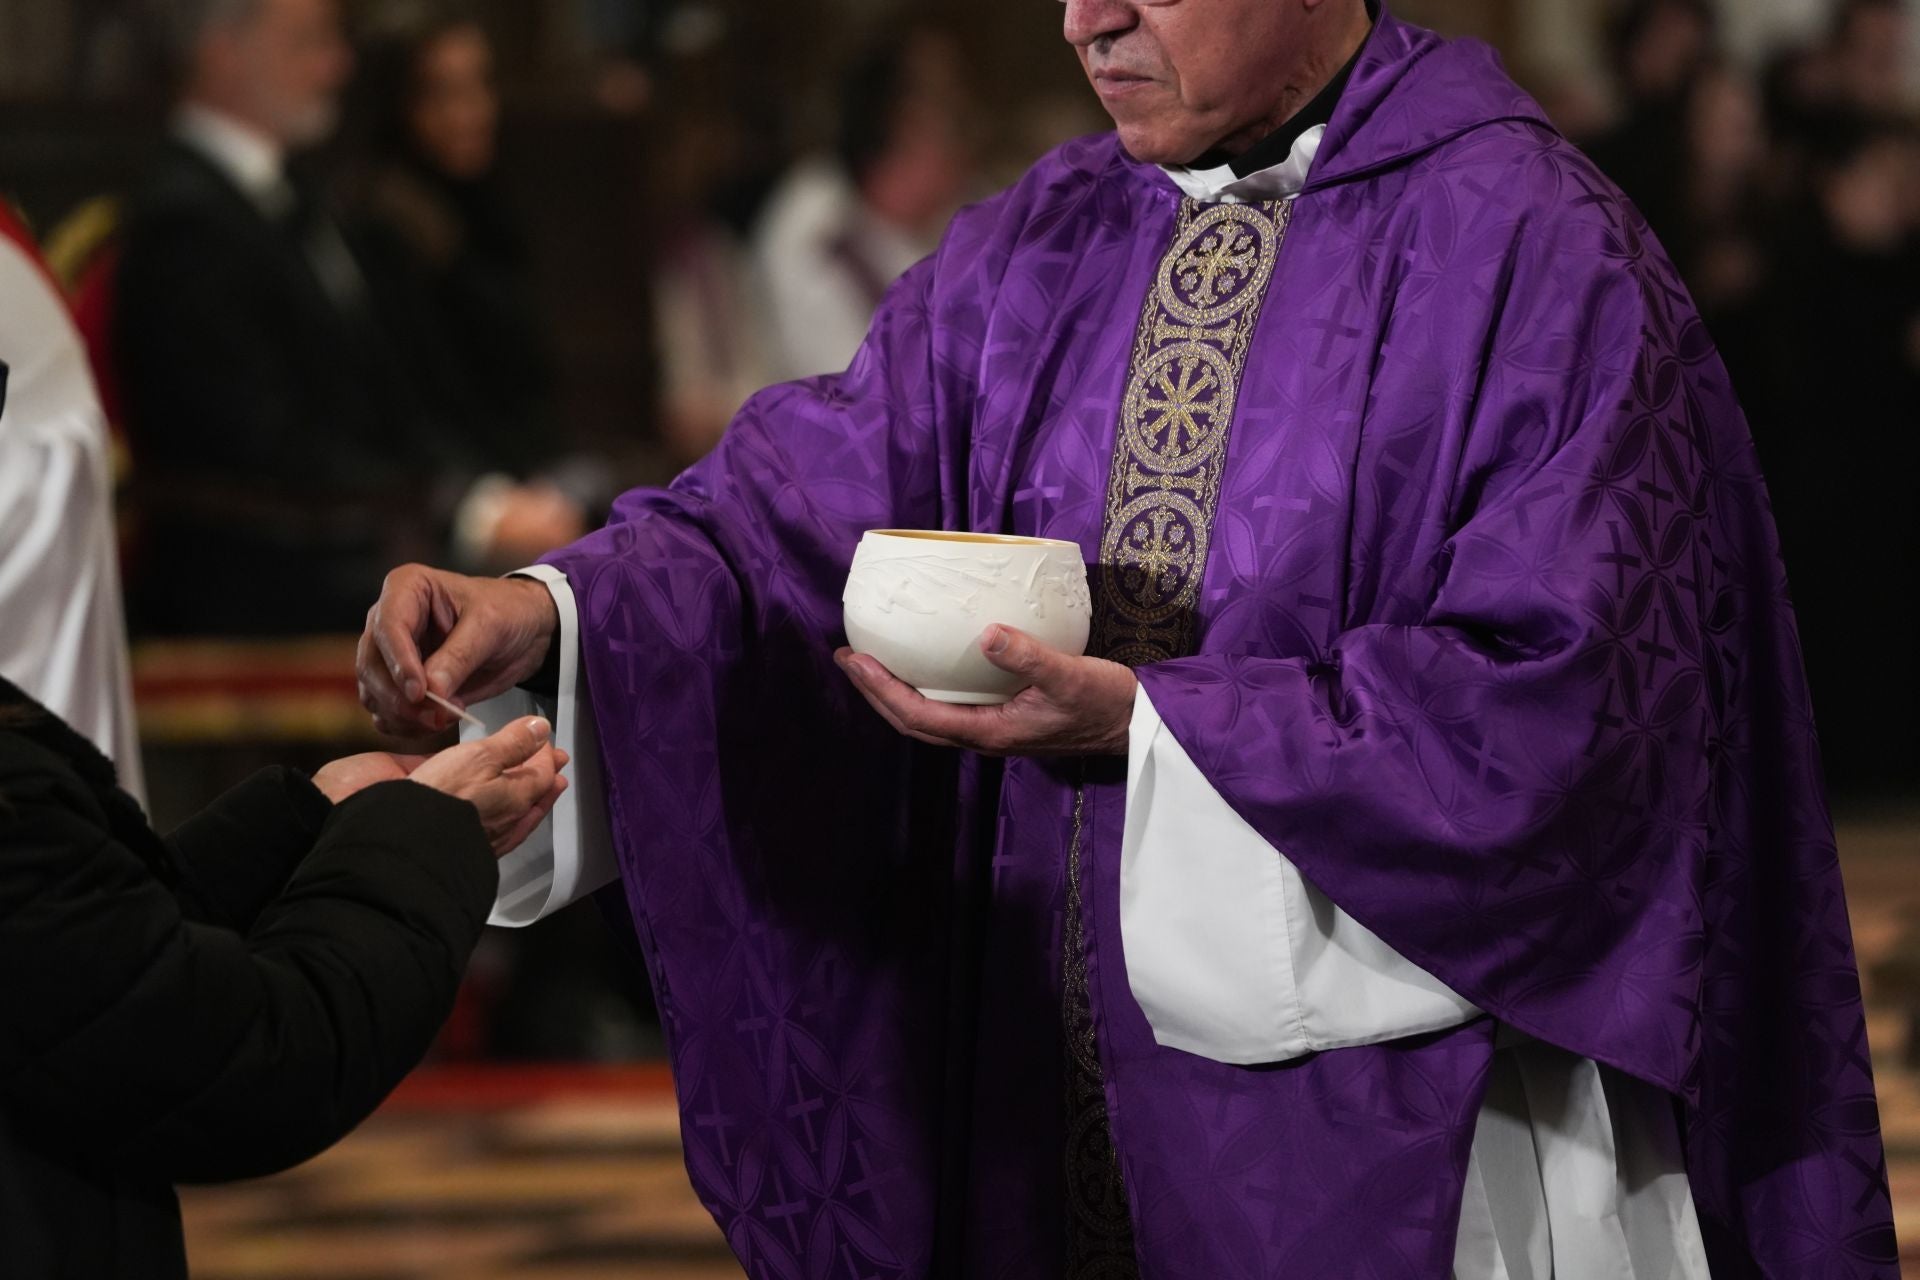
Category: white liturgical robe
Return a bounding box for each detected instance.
[752,158,933,383]
[0,233,145,803]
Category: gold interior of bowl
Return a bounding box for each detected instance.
[864,529,1080,549]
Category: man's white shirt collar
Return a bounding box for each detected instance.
[1160,122,1326,205]
[173,104,290,213]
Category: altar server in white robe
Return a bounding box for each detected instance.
[0,212,144,804]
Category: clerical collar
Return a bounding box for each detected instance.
[173,104,289,213]
[1161,126,1325,205]
[1218,42,1361,180]
[1160,1,1372,205]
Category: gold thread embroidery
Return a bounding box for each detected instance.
[1062,786,1136,1277]
[1064,197,1290,1275]
[1093,199,1291,667]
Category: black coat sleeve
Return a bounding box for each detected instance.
[163,766,334,933]
[0,757,497,1183]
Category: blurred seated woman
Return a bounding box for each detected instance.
[0,677,565,1277]
[346,4,604,571]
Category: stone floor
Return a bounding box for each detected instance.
[181,1088,738,1279]
[180,811,1920,1278]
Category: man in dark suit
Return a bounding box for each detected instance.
[117,0,579,636]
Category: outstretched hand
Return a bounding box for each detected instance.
[311,751,430,804]
[835,626,1135,758]
[409,717,570,857]
[311,720,569,858]
[357,566,560,737]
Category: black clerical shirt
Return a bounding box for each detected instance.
[1188,1,1372,178]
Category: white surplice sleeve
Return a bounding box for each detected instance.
[1121,683,1713,1279]
[0,239,145,804]
[1120,683,1479,1064]
[467,564,618,926]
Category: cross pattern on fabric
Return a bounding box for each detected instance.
[1096,199,1291,666]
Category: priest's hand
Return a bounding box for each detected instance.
[358,566,559,737]
[836,625,1136,757]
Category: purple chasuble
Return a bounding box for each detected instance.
[543,10,1896,1277]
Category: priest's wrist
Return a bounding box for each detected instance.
[1096,667,1136,756]
[504,574,560,634]
[505,575,564,697]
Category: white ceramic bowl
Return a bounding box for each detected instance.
[842,530,1092,705]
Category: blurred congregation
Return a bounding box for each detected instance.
[1,0,1916,1069]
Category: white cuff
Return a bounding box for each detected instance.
[467,564,618,926]
[1120,684,1479,1065]
[1121,684,1298,1062]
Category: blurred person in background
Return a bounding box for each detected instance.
[1755,119,1920,797]
[336,1,636,1064]
[344,3,605,567]
[1829,0,1914,123]
[1584,0,1717,247]
[0,669,566,1278]
[648,84,776,466]
[1672,63,1768,311]
[116,0,581,637]
[1574,7,1918,786]
[1762,40,1841,152]
[1757,0,1914,199]
[1669,61,1773,397]
[1585,53,1774,378]
[752,27,975,381]
[0,206,145,804]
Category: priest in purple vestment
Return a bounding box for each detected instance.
[358,0,1898,1275]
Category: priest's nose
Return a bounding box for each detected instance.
[1063,0,1143,49]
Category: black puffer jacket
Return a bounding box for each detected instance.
[0,680,497,1277]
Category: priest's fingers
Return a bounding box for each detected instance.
[421,581,551,703]
[369,565,442,707]
[420,613,485,701]
[979,629,1136,756]
[357,612,402,717]
[977,625,1073,692]
[836,651,1005,751]
[859,685,967,749]
[359,627,443,739]
[835,651,970,748]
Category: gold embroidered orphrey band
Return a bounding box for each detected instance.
[1092,196,1292,667]
[1064,196,1291,1278]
